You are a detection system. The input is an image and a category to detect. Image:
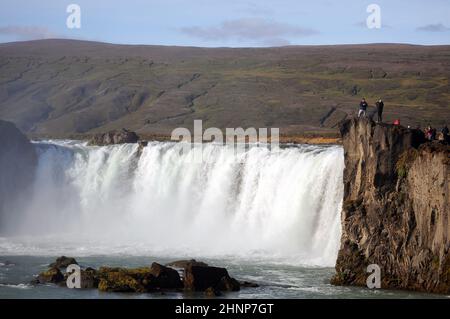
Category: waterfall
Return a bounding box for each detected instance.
[3,140,344,266]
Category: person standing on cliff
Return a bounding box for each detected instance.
[375,98,384,122]
[441,125,449,142]
[358,98,368,118]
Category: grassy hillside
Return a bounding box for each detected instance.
[0,39,449,138]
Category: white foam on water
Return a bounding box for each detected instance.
[0,283,32,289]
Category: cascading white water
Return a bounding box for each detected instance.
[2,140,344,266]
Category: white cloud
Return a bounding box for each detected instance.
[0,26,59,40]
[181,18,318,46]
[416,23,450,32]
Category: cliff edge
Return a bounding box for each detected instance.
[0,120,37,232]
[332,117,450,294]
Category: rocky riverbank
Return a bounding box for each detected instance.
[332,118,449,294]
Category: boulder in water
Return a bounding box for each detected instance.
[184,265,240,292]
[37,267,64,284]
[166,259,208,269]
[80,268,100,289]
[49,256,78,269]
[97,263,183,292]
[217,275,240,292]
[98,269,146,293]
[148,262,183,289]
[205,287,222,297]
[88,128,139,146]
[240,280,259,288]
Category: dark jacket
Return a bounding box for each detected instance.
[376,101,384,113]
[442,126,449,135]
[359,101,368,110]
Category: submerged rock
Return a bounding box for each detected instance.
[240,281,259,288]
[216,275,240,292]
[0,260,16,267]
[205,287,222,297]
[88,128,139,146]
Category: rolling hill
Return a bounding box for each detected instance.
[0,39,449,138]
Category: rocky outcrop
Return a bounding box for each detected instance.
[34,257,249,294]
[36,267,65,284]
[0,120,37,232]
[88,128,139,146]
[184,265,240,292]
[332,118,450,294]
[166,259,208,268]
[49,256,78,269]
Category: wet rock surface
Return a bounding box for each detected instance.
[36,267,64,284]
[88,128,139,146]
[184,265,240,292]
[49,256,78,269]
[34,256,255,295]
[166,259,209,268]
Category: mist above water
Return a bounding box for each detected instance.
[1,141,344,266]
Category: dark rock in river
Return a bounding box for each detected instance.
[239,281,259,288]
[88,128,139,146]
[49,256,78,269]
[80,268,100,289]
[184,265,240,292]
[205,287,222,297]
[332,117,450,294]
[98,267,147,293]
[216,275,240,292]
[138,140,148,148]
[149,262,183,289]
[97,263,183,292]
[37,267,64,284]
[33,257,247,294]
[166,259,209,268]
[0,120,37,233]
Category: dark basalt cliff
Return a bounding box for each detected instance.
[332,118,450,294]
[0,120,37,232]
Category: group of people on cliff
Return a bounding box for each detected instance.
[358,98,384,122]
[357,98,449,142]
[424,125,449,142]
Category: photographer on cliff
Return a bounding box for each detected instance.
[358,98,368,118]
[375,99,384,122]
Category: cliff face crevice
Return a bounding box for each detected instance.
[332,118,450,294]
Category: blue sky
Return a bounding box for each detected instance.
[0,0,449,46]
